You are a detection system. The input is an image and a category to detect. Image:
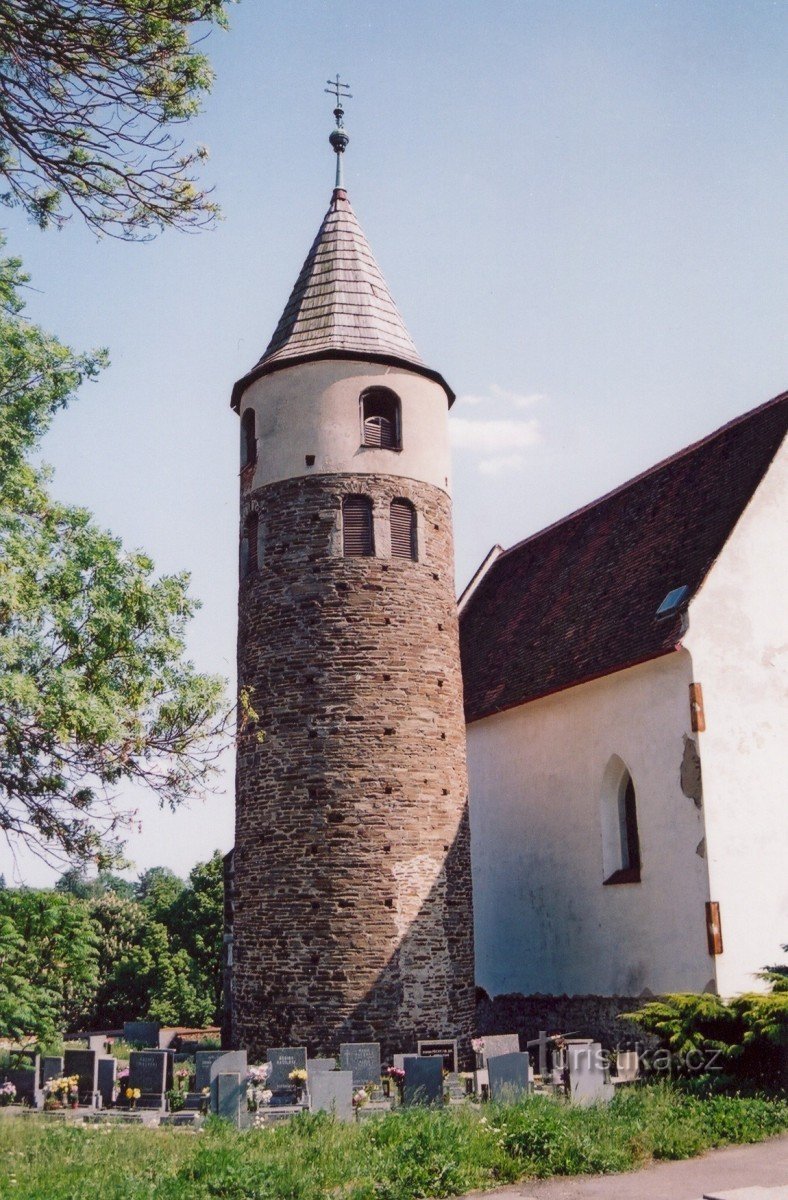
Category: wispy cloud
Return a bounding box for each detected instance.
[457,383,547,410]
[450,416,542,452]
[477,454,527,476]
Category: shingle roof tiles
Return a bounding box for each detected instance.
[459,392,788,723]
[231,188,454,409]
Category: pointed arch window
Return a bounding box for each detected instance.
[342,495,374,557]
[390,499,417,561]
[241,408,257,469]
[361,388,401,450]
[240,512,259,579]
[601,759,642,885]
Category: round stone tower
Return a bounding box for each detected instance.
[229,110,475,1062]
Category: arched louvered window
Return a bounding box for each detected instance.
[361,388,401,450]
[241,408,257,468]
[390,499,417,561]
[342,495,374,557]
[240,512,259,578]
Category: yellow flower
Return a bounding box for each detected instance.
[125,1087,133,1099]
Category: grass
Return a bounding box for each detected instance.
[0,1085,786,1200]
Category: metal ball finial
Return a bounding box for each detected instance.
[325,76,352,189]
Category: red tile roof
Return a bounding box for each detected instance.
[231,188,453,409]
[460,392,788,723]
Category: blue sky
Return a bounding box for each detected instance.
[2,0,786,885]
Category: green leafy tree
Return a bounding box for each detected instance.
[0,889,99,1039]
[167,850,224,1020]
[0,0,231,238]
[0,248,227,867]
[136,866,185,922]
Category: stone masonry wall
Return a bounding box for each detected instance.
[233,472,476,1062]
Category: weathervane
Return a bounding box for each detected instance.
[325,74,352,189]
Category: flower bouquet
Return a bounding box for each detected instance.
[0,1081,17,1107]
[288,1067,307,1103]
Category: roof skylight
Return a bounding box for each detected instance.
[656,585,690,617]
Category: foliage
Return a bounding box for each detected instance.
[0,0,231,238]
[0,888,99,1042]
[621,953,788,1087]
[0,1087,786,1199]
[0,851,223,1038]
[0,247,227,867]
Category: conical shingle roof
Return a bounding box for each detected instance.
[231,188,453,409]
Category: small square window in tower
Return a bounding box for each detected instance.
[342,495,374,557]
[361,388,401,449]
[390,499,417,560]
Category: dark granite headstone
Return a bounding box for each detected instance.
[0,1068,39,1106]
[195,1050,226,1092]
[339,1042,381,1087]
[417,1039,458,1073]
[63,1049,98,1101]
[214,1072,243,1126]
[403,1056,443,1107]
[41,1057,63,1087]
[267,1047,306,1090]
[487,1051,531,1102]
[123,1021,160,1048]
[128,1051,167,1097]
[97,1058,116,1108]
[309,1070,353,1121]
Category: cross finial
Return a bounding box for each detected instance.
[325,74,351,190]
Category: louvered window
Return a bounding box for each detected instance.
[390,499,417,561]
[363,414,394,448]
[241,408,257,468]
[342,495,374,557]
[241,512,259,578]
[361,388,401,449]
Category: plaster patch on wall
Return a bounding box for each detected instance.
[680,735,703,807]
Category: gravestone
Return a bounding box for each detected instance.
[266,1047,306,1090]
[87,1034,106,1054]
[128,1050,167,1108]
[403,1056,443,1107]
[418,1039,458,1073]
[63,1049,98,1103]
[195,1050,226,1092]
[41,1057,63,1087]
[215,1072,244,1126]
[307,1057,336,1075]
[339,1042,381,1087]
[567,1042,614,1106]
[97,1058,116,1108]
[309,1069,354,1121]
[479,1034,520,1065]
[209,1051,248,1115]
[487,1051,532,1103]
[614,1050,640,1083]
[123,1021,160,1048]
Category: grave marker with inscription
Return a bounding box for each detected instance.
[195,1050,226,1092]
[97,1058,116,1108]
[63,1049,98,1103]
[339,1042,381,1088]
[267,1047,307,1090]
[417,1039,458,1073]
[128,1050,167,1107]
[123,1021,160,1048]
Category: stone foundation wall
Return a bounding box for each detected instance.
[232,472,475,1062]
[476,991,656,1050]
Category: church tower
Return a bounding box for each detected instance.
[229,88,475,1061]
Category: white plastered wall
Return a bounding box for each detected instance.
[683,438,788,996]
[467,652,715,998]
[239,360,452,493]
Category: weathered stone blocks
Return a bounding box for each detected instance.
[232,472,475,1062]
